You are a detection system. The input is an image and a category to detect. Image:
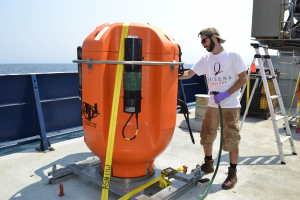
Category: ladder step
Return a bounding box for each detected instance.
[275,116,286,121]
[271,95,281,99]
[280,136,291,143]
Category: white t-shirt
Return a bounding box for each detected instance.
[191,48,247,108]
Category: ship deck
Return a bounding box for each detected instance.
[1,107,300,200]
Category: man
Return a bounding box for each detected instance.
[179,27,247,189]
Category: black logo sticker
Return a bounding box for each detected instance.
[82,102,99,121]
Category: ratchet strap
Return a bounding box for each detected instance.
[101,22,130,200]
[119,166,187,200]
[119,175,164,200]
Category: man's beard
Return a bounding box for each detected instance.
[207,38,215,52]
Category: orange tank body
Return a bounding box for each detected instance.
[81,22,179,178]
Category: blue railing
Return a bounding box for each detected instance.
[0,72,82,151]
[0,71,206,150]
[178,71,208,109]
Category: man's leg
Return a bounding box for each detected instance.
[203,145,213,156]
[200,107,219,173]
[229,148,239,169]
[222,108,241,189]
[222,148,239,189]
[200,145,214,173]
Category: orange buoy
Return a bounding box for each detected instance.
[81,23,179,178]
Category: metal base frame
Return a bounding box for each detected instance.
[48,156,207,200]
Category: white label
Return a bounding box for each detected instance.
[94,27,110,41]
[128,35,138,38]
[125,107,135,112]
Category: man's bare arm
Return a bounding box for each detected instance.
[227,71,247,95]
[178,69,196,80]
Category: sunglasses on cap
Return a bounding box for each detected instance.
[201,36,211,44]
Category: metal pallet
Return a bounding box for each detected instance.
[48,156,208,200]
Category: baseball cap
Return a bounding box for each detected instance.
[198,27,226,44]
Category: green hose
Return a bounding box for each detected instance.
[198,103,223,200]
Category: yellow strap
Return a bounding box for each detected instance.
[157,177,172,188]
[175,166,185,171]
[288,71,300,118]
[246,79,250,106]
[297,102,300,126]
[118,175,163,200]
[119,165,186,199]
[101,22,130,200]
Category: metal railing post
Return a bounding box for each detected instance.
[31,75,50,151]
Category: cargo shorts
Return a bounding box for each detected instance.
[200,106,241,152]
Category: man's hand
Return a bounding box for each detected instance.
[179,69,196,80]
[214,91,230,104]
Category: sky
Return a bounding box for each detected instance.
[0,0,276,65]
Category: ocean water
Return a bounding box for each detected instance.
[0,63,78,74]
[183,64,193,69]
[0,63,193,75]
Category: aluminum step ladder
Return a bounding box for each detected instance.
[240,43,297,164]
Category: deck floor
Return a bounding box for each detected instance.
[1,108,300,200]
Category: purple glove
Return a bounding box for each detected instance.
[214,91,230,104]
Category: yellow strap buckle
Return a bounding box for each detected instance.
[118,165,188,200]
